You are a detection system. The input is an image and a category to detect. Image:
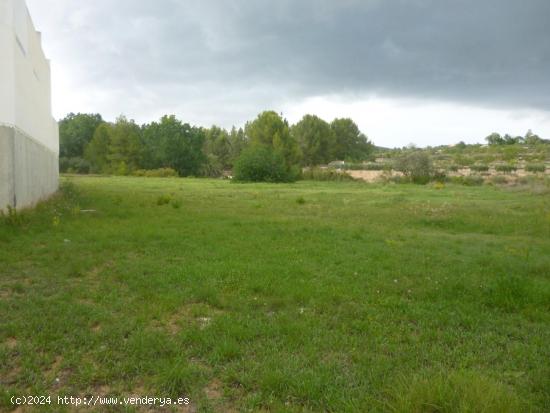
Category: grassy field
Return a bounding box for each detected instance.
[1,176,549,412]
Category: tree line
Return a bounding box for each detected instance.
[59,111,374,180]
[485,130,548,146]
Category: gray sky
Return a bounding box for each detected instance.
[27,0,550,147]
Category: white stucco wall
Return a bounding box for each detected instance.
[1,0,58,153]
[0,0,59,210]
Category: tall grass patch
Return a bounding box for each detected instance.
[386,371,526,413]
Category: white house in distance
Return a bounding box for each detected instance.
[0,0,58,211]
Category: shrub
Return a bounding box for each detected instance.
[0,205,23,227]
[448,176,484,186]
[447,164,459,172]
[156,194,172,206]
[517,176,539,186]
[234,146,299,182]
[302,167,356,182]
[200,154,223,177]
[364,162,390,171]
[394,152,434,184]
[490,175,508,185]
[432,170,447,183]
[150,168,177,177]
[340,163,364,170]
[59,157,91,174]
[387,175,411,184]
[495,164,517,173]
[342,162,389,171]
[470,164,489,172]
[525,163,546,173]
[463,175,484,186]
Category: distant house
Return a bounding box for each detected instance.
[0,0,59,210]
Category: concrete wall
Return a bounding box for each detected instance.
[0,0,59,211]
[0,126,59,210]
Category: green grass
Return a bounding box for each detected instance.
[1,176,549,412]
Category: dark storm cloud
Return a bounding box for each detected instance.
[29,0,550,118]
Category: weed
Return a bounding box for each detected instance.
[1,205,23,227]
[157,194,172,205]
[525,164,546,173]
[495,164,517,173]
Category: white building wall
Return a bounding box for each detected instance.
[0,0,59,211]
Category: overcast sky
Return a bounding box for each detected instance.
[26,0,550,147]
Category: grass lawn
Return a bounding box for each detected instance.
[1,176,549,412]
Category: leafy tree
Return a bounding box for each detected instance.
[204,126,232,169]
[395,152,434,184]
[524,129,541,145]
[234,146,296,182]
[59,113,103,158]
[229,126,248,165]
[108,116,143,174]
[485,132,504,145]
[330,118,373,161]
[200,153,224,177]
[503,134,523,145]
[142,115,205,176]
[245,111,301,169]
[84,122,112,173]
[291,114,335,166]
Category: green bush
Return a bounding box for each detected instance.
[59,157,91,174]
[200,154,224,177]
[448,175,484,186]
[470,164,489,172]
[490,175,508,185]
[517,176,539,186]
[387,175,411,184]
[463,175,484,186]
[234,146,299,182]
[525,163,546,173]
[447,164,459,172]
[0,205,23,227]
[495,164,517,173]
[156,194,172,206]
[432,170,447,183]
[302,167,356,182]
[394,152,434,184]
[364,162,390,171]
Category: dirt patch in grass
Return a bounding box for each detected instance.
[204,378,223,400]
[46,355,73,388]
[2,364,21,385]
[157,303,225,335]
[5,337,18,349]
